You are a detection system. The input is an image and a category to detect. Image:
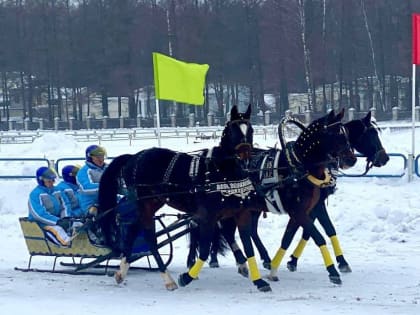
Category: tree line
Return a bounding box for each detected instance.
[0,0,419,124]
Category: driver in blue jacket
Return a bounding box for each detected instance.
[28,167,73,246]
[76,145,107,217]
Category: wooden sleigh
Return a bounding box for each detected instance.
[15,214,192,275]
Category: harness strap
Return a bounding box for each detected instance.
[163,153,180,184]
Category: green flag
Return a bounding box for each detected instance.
[153,52,209,105]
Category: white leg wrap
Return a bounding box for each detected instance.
[115,257,130,284]
[161,271,178,291]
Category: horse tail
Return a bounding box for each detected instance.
[98,154,133,248]
[211,223,230,256]
[186,221,230,266]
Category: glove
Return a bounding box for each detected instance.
[57,217,72,231]
[88,205,98,216]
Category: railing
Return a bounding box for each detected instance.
[1,153,419,180]
[0,125,277,146]
[0,122,416,145]
[0,158,50,179]
[338,153,408,178]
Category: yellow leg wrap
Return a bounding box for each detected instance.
[330,235,343,257]
[247,256,261,281]
[188,258,205,279]
[292,239,308,259]
[320,245,334,267]
[271,248,286,270]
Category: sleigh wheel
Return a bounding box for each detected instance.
[128,216,174,271]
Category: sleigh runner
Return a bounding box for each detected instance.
[15,213,192,275]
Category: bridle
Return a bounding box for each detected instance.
[222,118,253,159]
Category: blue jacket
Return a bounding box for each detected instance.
[76,161,107,213]
[56,181,84,217]
[28,185,72,227]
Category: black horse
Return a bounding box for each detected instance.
[284,111,389,273]
[187,109,357,285]
[188,111,389,283]
[97,105,277,292]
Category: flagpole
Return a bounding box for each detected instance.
[155,99,161,147]
[409,64,416,182]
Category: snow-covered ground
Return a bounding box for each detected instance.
[0,124,419,315]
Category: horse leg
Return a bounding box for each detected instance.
[219,218,248,277]
[286,207,319,272]
[251,211,271,269]
[142,223,178,290]
[268,219,299,281]
[114,222,141,284]
[297,214,342,285]
[237,215,271,292]
[286,229,309,272]
[209,225,220,268]
[316,202,351,273]
[178,218,212,287]
[186,222,199,268]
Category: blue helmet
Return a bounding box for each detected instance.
[36,167,57,186]
[85,145,107,162]
[62,165,80,185]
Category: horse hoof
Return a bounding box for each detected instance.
[253,279,272,292]
[114,271,124,284]
[287,261,297,272]
[329,275,342,285]
[209,261,219,268]
[165,282,178,291]
[178,273,194,287]
[339,264,352,273]
[259,285,272,292]
[263,261,271,270]
[267,275,279,282]
[237,265,249,278]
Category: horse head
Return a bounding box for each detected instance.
[220,104,253,160]
[293,109,356,170]
[345,111,389,167]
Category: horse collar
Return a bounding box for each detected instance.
[306,170,335,188]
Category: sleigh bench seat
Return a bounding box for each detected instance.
[18,217,111,265]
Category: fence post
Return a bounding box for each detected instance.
[348,107,355,121]
[189,113,195,127]
[408,154,414,182]
[153,114,158,128]
[304,110,312,125]
[38,118,44,130]
[264,110,271,125]
[392,107,399,121]
[102,116,108,129]
[415,106,420,121]
[136,114,142,128]
[119,116,124,128]
[86,116,91,130]
[170,113,176,127]
[24,117,30,131]
[69,116,74,130]
[54,117,59,131]
[8,119,14,131]
[207,112,214,126]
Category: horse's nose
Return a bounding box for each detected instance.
[373,150,389,167]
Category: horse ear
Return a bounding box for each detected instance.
[230,105,239,120]
[363,111,372,123]
[327,109,335,122]
[243,104,251,120]
[335,108,345,121]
